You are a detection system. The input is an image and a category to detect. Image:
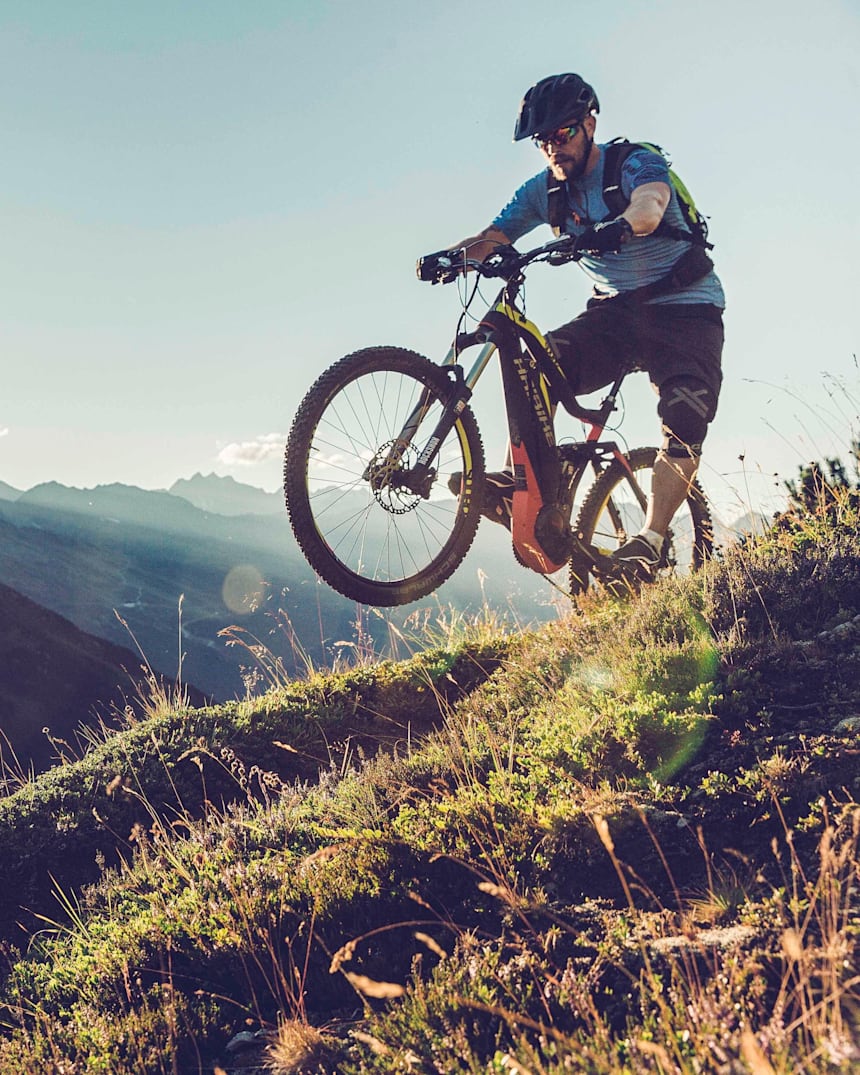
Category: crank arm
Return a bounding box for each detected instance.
[568,535,632,591]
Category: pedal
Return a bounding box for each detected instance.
[569,535,638,594]
[584,541,647,596]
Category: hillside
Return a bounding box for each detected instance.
[0,491,856,1072]
[0,481,358,700]
[0,582,208,781]
[0,477,559,701]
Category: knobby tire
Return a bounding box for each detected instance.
[284,347,485,606]
[571,446,713,594]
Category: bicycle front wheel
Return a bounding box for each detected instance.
[571,447,713,594]
[285,347,485,606]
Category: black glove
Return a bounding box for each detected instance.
[416,248,463,285]
[574,216,634,256]
[480,244,521,278]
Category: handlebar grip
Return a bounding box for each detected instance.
[416,248,464,284]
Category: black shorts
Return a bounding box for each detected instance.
[546,301,724,451]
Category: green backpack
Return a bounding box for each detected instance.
[548,138,712,248]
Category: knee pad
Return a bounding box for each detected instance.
[658,378,717,458]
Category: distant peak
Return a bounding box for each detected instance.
[168,472,281,515]
[173,472,233,486]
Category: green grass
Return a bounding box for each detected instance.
[1,495,859,1072]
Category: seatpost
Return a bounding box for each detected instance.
[599,372,627,419]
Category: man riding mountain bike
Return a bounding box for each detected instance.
[441,73,724,584]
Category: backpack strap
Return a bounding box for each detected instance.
[593,244,715,306]
[602,138,703,245]
[546,141,696,244]
[546,171,567,237]
[601,139,633,217]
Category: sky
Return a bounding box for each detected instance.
[1,0,859,528]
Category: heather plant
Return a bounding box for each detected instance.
[0,498,859,1072]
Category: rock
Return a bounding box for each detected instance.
[650,924,757,953]
[219,1029,270,1072]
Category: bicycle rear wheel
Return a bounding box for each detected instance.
[571,447,712,594]
[285,346,485,606]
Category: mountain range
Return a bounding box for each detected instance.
[169,472,282,515]
[0,471,766,772]
[0,476,339,702]
[0,474,556,699]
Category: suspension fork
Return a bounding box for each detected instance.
[362,342,497,494]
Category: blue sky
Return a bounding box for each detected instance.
[1,0,858,525]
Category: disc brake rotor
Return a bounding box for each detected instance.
[367,440,422,515]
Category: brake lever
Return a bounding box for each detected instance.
[544,236,581,266]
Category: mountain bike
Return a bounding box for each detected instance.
[283,236,713,607]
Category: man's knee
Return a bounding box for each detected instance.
[658,377,718,459]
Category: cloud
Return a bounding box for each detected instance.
[0,428,8,438]
[217,433,285,467]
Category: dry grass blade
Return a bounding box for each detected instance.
[264,1019,329,1074]
[344,973,406,999]
[414,931,448,959]
[740,1030,777,1075]
[351,1030,391,1056]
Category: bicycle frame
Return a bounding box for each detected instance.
[381,269,642,576]
[286,235,714,607]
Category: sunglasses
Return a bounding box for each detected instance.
[533,123,581,149]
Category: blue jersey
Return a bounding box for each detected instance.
[492,144,725,308]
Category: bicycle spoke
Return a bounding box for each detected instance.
[287,350,482,597]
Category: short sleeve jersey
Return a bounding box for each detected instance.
[492,144,724,308]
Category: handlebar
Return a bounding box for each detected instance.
[417,237,625,427]
[416,235,582,286]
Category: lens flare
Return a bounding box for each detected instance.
[222,564,265,614]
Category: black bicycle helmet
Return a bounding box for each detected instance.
[513,73,599,141]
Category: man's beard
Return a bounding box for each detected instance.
[551,133,594,182]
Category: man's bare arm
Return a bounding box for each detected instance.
[451,185,668,262]
[450,225,513,264]
[623,182,671,236]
